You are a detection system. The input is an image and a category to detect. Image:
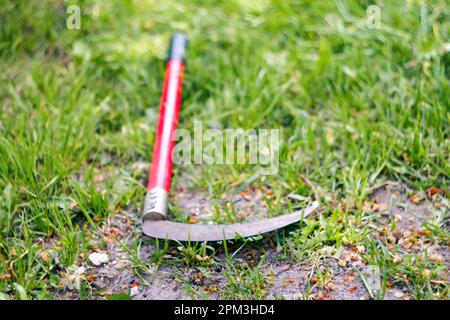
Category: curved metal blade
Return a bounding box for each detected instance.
[143,201,319,241]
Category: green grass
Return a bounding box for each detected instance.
[0,0,449,300]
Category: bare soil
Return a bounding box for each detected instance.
[54,183,448,300]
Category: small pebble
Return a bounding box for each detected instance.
[89,252,109,266]
[130,286,139,297]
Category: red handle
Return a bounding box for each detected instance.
[143,34,187,221]
[147,58,184,192]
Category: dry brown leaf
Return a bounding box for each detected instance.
[402,230,412,238]
[0,274,11,282]
[40,251,52,262]
[409,194,424,204]
[240,191,251,201]
[325,282,334,291]
[356,245,366,254]
[388,234,397,244]
[348,286,357,293]
[188,216,198,224]
[109,227,121,238]
[399,239,413,249]
[414,228,426,237]
[371,203,381,212]
[426,187,444,198]
[338,259,347,267]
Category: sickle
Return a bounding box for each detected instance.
[142,34,318,241]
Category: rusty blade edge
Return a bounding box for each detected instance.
[142,201,319,242]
